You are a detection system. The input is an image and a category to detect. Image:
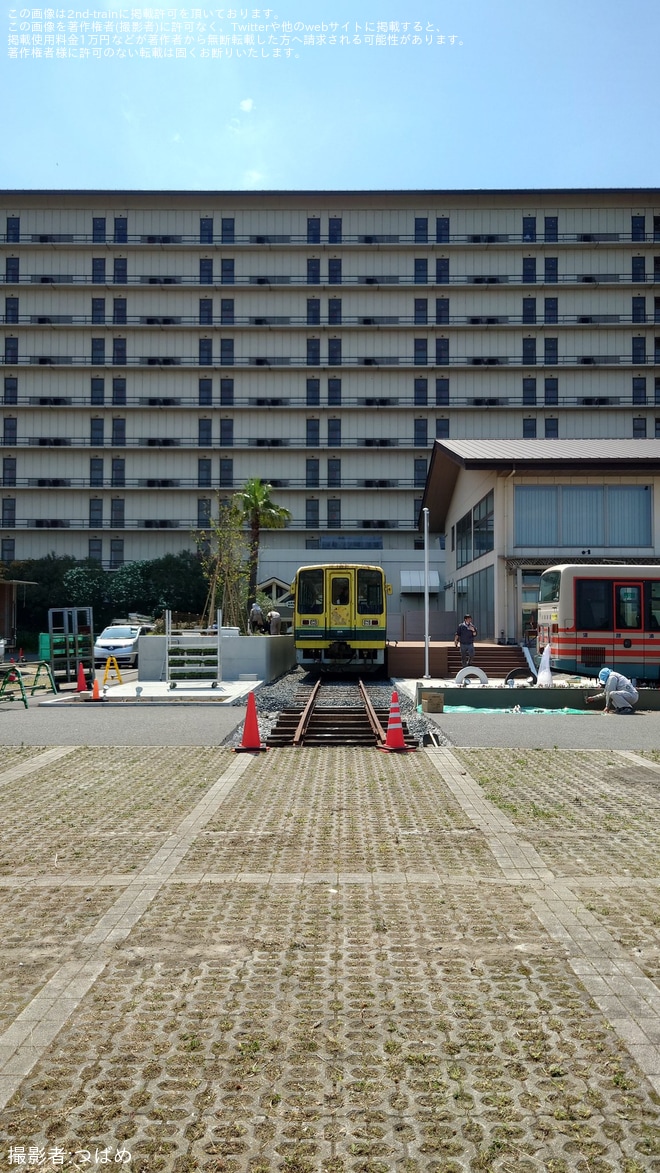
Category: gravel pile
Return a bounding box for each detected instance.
[224,667,452,748]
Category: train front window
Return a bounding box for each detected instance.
[539,570,561,603]
[357,569,383,614]
[332,577,350,606]
[615,583,642,630]
[650,582,660,631]
[575,580,612,631]
[298,569,324,614]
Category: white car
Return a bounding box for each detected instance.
[93,623,152,667]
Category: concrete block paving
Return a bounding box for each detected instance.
[0,745,659,1171]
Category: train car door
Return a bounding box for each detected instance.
[329,572,351,634]
[613,579,644,674]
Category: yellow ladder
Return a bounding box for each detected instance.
[102,657,123,685]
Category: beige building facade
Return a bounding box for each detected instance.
[2,187,659,610]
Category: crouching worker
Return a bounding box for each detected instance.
[587,667,639,714]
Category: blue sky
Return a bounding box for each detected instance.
[2,0,659,191]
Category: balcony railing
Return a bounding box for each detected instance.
[4,230,660,246]
[3,353,659,369]
[3,272,660,288]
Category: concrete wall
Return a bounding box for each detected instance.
[138,634,297,682]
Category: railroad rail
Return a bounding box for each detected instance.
[266,679,418,748]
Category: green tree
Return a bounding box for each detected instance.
[235,478,291,609]
[62,561,111,625]
[13,554,78,633]
[197,495,247,631]
[108,561,151,616]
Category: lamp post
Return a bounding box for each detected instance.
[422,507,430,680]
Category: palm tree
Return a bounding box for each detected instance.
[236,478,292,608]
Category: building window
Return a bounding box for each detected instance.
[655,297,660,324]
[3,416,16,445]
[221,218,235,244]
[110,539,124,568]
[436,217,450,243]
[4,337,18,364]
[4,376,17,404]
[91,377,105,405]
[633,377,647,404]
[196,378,211,406]
[307,338,321,366]
[522,377,537,405]
[522,258,536,283]
[220,377,233,405]
[110,498,124,527]
[6,217,20,243]
[91,337,105,365]
[220,418,233,446]
[414,418,428,447]
[111,458,124,486]
[414,338,427,366]
[328,458,341,487]
[328,259,342,285]
[113,217,127,243]
[414,217,428,243]
[220,299,234,325]
[1,537,15,561]
[199,298,213,325]
[200,259,213,285]
[414,377,428,405]
[306,498,319,528]
[219,458,233,486]
[2,498,16,528]
[544,417,559,438]
[327,418,341,446]
[307,258,321,285]
[89,499,103,527]
[632,256,646,283]
[306,458,319,487]
[414,298,428,325]
[198,418,212,446]
[91,258,106,285]
[307,217,321,244]
[328,377,341,405]
[5,257,19,283]
[307,298,321,325]
[632,296,647,323]
[90,418,104,445]
[544,337,558,365]
[435,417,450,439]
[90,457,104,485]
[328,217,342,244]
[522,297,536,324]
[544,257,558,283]
[327,499,341,529]
[88,539,102,562]
[631,215,646,242]
[306,378,320,406]
[436,377,449,406]
[4,297,19,324]
[523,418,537,438]
[2,456,16,486]
[112,377,126,405]
[111,298,126,325]
[113,258,127,284]
[414,258,428,285]
[328,298,342,325]
[633,417,647,439]
[199,338,213,365]
[522,338,536,365]
[544,297,558,324]
[220,339,234,366]
[198,458,212,486]
[632,336,647,364]
[328,338,342,366]
[545,377,559,405]
[544,216,558,242]
[435,258,449,285]
[200,217,214,244]
[197,498,211,528]
[414,457,427,486]
[112,338,126,365]
[435,298,449,325]
[522,216,536,242]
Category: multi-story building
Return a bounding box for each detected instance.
[2,188,659,618]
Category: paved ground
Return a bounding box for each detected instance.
[0,699,660,1171]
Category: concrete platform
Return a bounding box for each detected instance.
[41,676,262,705]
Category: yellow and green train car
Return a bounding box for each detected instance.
[292,563,390,673]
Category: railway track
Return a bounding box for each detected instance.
[266,679,418,748]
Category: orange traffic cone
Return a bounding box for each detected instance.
[235,690,268,753]
[92,678,100,701]
[76,662,88,692]
[379,690,415,753]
